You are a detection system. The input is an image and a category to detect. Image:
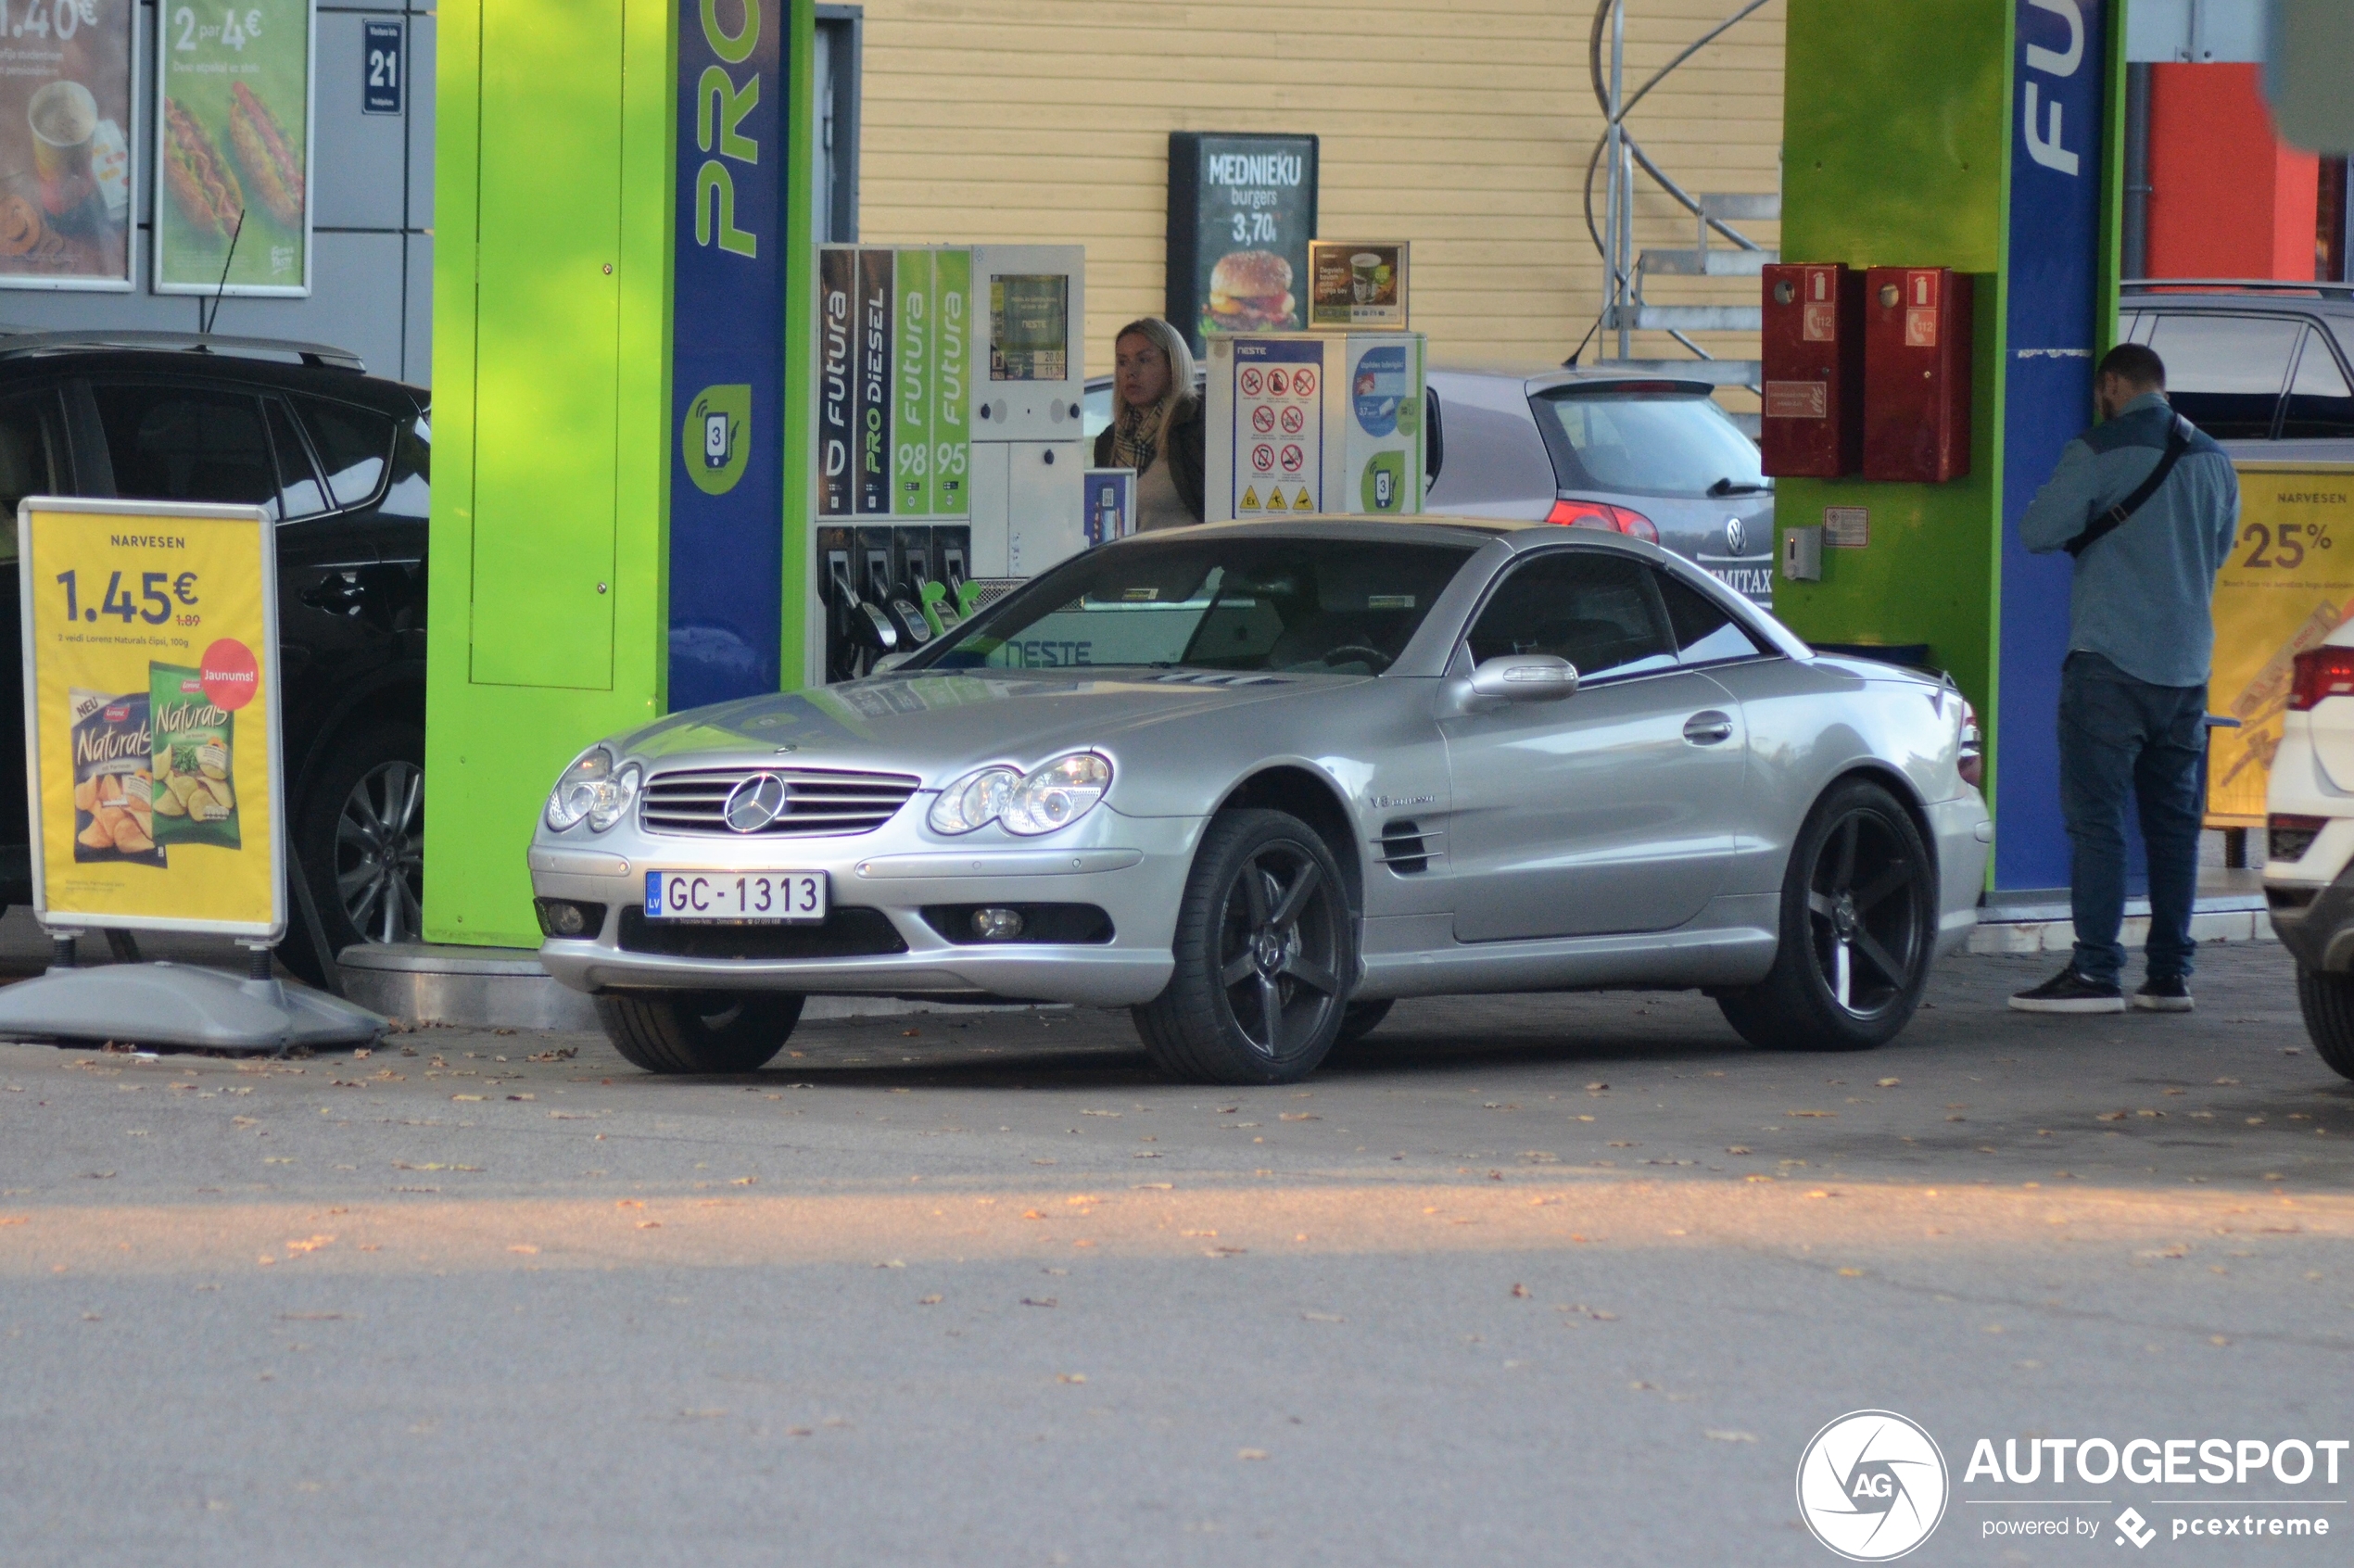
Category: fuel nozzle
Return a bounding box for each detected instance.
[829,555,898,679]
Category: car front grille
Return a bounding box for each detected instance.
[639,766,920,838]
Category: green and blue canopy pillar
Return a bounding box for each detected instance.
[1773,0,2127,893]
[424,0,817,947]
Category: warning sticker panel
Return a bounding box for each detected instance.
[1230,338,1324,516]
[1763,380,1829,421]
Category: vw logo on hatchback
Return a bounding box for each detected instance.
[722,773,790,833]
[1725,515,1747,555]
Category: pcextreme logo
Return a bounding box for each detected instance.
[1797,1410,1952,1562]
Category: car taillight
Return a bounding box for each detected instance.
[1545,498,1658,544]
[2270,813,2329,863]
[2289,646,2354,711]
[1956,699,1983,789]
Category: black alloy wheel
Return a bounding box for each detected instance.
[337,755,424,946]
[285,722,425,986]
[1133,809,1355,1084]
[1717,778,1935,1052]
[1805,804,1925,1020]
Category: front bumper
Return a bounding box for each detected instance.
[529,810,1201,1005]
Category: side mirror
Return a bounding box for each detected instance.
[1468,653,1578,702]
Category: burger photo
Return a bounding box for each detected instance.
[1203,249,1296,334]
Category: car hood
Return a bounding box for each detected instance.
[614,670,1349,784]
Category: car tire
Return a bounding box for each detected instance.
[595,991,804,1075]
[1133,809,1355,1085]
[2294,964,2354,1081]
[1716,778,1935,1053]
[1331,998,1395,1051]
[287,721,424,983]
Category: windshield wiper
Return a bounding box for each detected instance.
[1707,476,1772,497]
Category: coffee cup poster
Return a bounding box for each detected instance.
[1309,241,1409,329]
[0,0,134,290]
[153,0,311,296]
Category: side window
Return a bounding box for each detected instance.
[2281,330,2354,440]
[1653,568,1769,665]
[296,397,397,509]
[2143,313,2301,438]
[89,385,280,515]
[1466,550,1677,681]
[266,399,328,518]
[0,391,61,558]
[380,411,429,519]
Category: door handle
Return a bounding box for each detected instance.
[1683,710,1735,745]
[299,572,366,614]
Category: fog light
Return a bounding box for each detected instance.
[971,906,1025,941]
[535,898,601,939]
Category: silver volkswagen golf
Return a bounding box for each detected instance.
[529,519,1990,1084]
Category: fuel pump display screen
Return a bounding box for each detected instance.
[989,274,1069,381]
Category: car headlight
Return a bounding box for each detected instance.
[928,764,1022,836]
[545,748,639,834]
[1004,752,1112,836]
[928,752,1112,837]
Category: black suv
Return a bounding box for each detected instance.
[0,331,427,975]
[2120,280,2354,449]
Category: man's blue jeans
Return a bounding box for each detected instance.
[2058,651,2207,986]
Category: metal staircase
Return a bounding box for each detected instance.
[1583,1,1778,399]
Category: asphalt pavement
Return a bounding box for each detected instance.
[0,942,2348,1566]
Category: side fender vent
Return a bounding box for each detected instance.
[1377,818,1438,875]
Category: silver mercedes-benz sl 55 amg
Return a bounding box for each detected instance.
[527,517,1991,1084]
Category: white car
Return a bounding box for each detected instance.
[2262,623,2354,1080]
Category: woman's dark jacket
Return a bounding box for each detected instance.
[1093,396,1207,522]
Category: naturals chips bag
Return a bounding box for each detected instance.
[150,663,239,850]
[68,688,163,866]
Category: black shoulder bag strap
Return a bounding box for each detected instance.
[2065,414,2192,558]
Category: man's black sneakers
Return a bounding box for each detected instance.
[2133,975,2194,1013]
[2009,965,2125,1014]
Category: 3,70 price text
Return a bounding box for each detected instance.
[55,568,201,627]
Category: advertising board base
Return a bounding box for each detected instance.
[0,961,384,1053]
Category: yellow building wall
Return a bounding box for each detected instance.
[854,0,1786,387]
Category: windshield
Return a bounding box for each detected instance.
[914,535,1478,677]
[1533,387,1765,496]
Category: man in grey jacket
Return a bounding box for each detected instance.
[2011,343,2241,1014]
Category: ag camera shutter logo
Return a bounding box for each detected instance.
[1796,1410,1950,1561]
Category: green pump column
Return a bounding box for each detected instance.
[425,0,818,948]
[1773,0,2128,893]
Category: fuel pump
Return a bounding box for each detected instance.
[810,244,1086,683]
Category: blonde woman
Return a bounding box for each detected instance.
[1093,317,1205,528]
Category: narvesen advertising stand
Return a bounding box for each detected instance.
[0,497,379,1051]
